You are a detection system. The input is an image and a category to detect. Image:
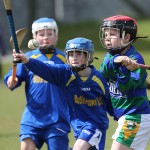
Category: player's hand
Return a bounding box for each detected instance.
[7,76,18,89]
[12,49,29,64]
[114,56,139,70]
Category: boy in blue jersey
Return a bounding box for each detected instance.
[99,15,150,150]
[12,37,114,150]
[4,18,70,150]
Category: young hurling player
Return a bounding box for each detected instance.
[99,15,150,150]
[4,18,70,150]
[12,37,114,150]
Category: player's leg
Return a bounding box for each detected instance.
[20,125,44,150]
[111,140,134,150]
[44,127,69,150]
[21,138,36,150]
[46,134,69,150]
[73,126,106,150]
[73,139,91,150]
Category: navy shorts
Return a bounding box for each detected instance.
[20,125,69,150]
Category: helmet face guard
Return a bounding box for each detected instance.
[99,15,137,55]
[65,37,94,72]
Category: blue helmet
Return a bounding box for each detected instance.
[65,37,94,71]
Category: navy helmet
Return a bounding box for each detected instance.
[100,15,137,55]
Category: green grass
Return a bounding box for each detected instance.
[0,19,150,149]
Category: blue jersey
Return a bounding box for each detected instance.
[100,46,150,120]
[24,58,113,137]
[4,49,70,133]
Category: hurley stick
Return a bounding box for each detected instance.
[10,28,28,81]
[3,0,27,82]
[3,0,20,53]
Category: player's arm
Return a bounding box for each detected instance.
[4,62,28,90]
[112,55,147,93]
[4,51,29,90]
[6,76,18,89]
[13,50,67,86]
[114,56,139,70]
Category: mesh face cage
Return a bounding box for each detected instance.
[65,49,93,68]
[101,20,137,41]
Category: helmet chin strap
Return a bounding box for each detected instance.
[71,64,87,72]
[70,57,97,72]
[39,45,56,54]
[121,31,134,47]
[70,57,89,72]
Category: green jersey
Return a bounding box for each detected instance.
[100,46,150,120]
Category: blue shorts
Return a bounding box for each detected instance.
[20,125,69,150]
[77,126,106,150]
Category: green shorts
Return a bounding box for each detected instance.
[112,114,150,150]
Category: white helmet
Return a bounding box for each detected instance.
[32,17,58,37]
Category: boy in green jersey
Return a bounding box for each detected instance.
[99,15,150,150]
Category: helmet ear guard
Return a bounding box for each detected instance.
[65,37,94,72]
